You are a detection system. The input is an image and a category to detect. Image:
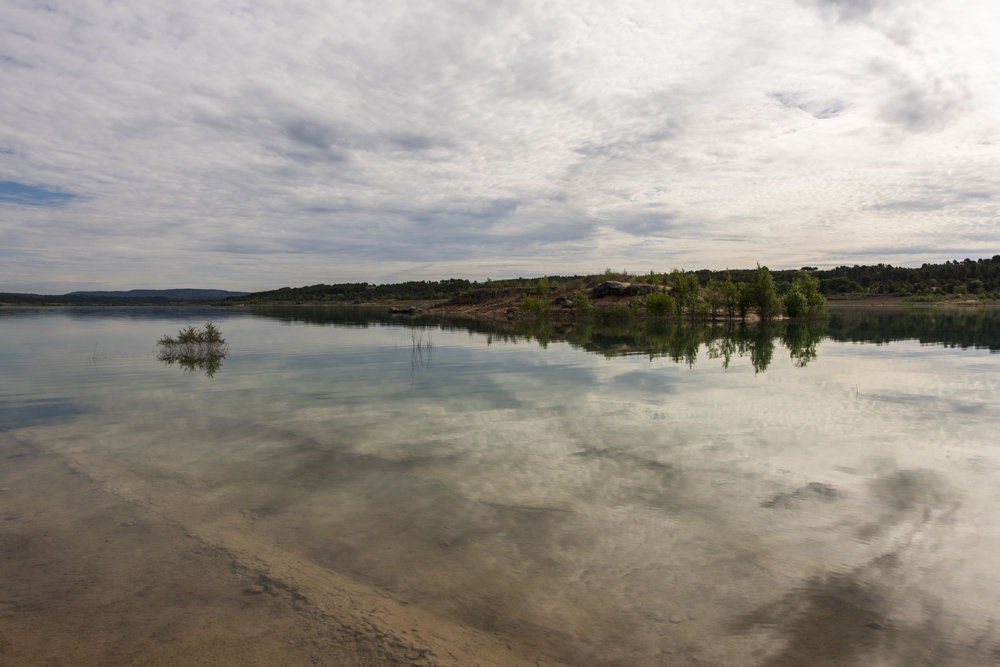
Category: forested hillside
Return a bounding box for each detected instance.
[696,256,1000,298]
[227,256,1000,305]
[228,279,476,304]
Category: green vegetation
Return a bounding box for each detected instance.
[669,270,700,318]
[568,264,817,322]
[691,255,1000,299]
[645,292,673,317]
[199,256,1000,313]
[519,296,551,318]
[783,271,825,318]
[571,292,593,314]
[750,264,782,320]
[2,256,998,310]
[158,322,225,347]
[157,322,227,377]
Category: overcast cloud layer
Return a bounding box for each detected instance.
[2,0,999,292]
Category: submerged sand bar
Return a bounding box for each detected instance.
[0,431,540,666]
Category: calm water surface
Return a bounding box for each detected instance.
[2,306,999,664]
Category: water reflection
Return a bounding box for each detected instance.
[2,305,999,664]
[410,328,433,377]
[157,347,226,376]
[252,305,827,371]
[248,304,999,370]
[825,306,1000,351]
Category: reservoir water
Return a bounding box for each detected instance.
[2,306,999,665]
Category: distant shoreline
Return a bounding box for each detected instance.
[5,295,998,314]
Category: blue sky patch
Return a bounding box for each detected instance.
[0,180,78,206]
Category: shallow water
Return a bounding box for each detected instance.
[2,306,1000,664]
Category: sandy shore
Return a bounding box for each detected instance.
[0,432,548,666]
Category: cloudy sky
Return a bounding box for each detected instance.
[2,0,998,292]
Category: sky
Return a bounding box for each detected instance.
[2,0,999,293]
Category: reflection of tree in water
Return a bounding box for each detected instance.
[706,326,738,369]
[248,305,1000,354]
[158,348,226,377]
[645,321,700,367]
[518,319,552,349]
[247,305,1000,371]
[825,307,1000,351]
[740,322,776,374]
[781,320,825,367]
[513,318,825,372]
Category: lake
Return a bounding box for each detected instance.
[2,305,999,665]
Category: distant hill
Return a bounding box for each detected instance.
[229,279,475,304]
[68,289,249,302]
[0,289,248,306]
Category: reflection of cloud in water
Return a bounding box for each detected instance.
[866,389,989,416]
[731,552,1000,665]
[5,310,1000,663]
[731,557,897,665]
[870,468,953,511]
[857,468,960,542]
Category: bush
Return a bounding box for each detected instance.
[519,296,550,317]
[157,322,228,376]
[784,286,808,318]
[571,292,592,314]
[646,292,674,317]
[158,322,226,347]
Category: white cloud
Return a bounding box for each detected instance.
[1,0,999,291]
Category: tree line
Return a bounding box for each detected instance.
[218,256,999,308]
[693,255,1000,299]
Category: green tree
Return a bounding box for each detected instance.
[751,264,781,320]
[721,271,739,318]
[736,282,753,320]
[796,270,825,316]
[670,270,700,318]
[705,278,727,318]
[784,270,825,317]
[783,285,808,318]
